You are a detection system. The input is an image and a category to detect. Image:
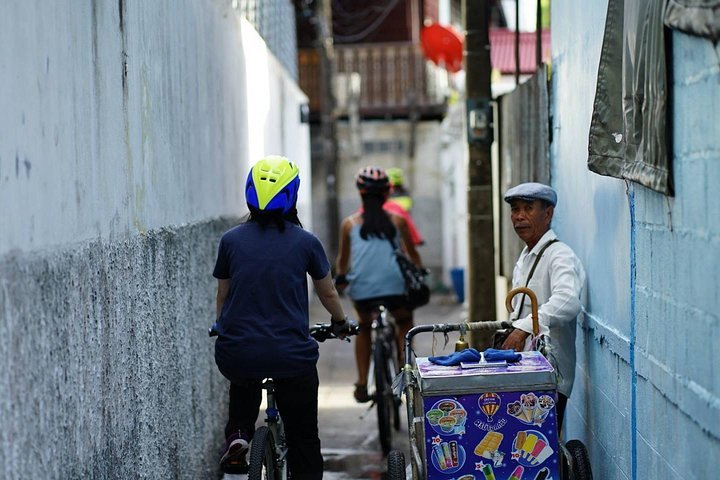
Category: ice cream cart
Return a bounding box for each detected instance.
[387,288,592,480]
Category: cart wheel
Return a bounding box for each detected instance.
[565,439,593,480]
[387,450,406,480]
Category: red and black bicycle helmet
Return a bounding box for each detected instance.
[355,166,390,195]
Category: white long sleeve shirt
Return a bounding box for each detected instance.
[510,229,586,396]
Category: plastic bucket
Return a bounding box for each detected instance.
[450,267,465,303]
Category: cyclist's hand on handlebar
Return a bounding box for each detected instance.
[331,316,356,340]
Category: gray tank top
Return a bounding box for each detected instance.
[347,224,405,300]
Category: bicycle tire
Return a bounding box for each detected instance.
[386,450,406,480]
[566,439,593,480]
[385,331,402,432]
[248,426,279,480]
[373,340,393,455]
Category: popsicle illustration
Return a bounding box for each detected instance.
[441,442,453,468]
[521,433,538,459]
[433,444,447,470]
[529,439,547,460]
[532,443,555,465]
[508,465,524,480]
[450,441,459,467]
[481,463,496,480]
[514,431,527,451]
[533,467,550,480]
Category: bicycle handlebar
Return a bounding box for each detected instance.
[208,322,360,342]
[309,322,360,342]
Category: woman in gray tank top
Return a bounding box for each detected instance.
[334,166,424,403]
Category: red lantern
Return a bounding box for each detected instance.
[420,23,464,73]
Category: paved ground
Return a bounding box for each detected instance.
[223,293,467,480]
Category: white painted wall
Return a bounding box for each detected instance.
[0,2,311,476]
[0,1,310,256]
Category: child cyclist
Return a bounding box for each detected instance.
[334,166,424,403]
[212,156,351,478]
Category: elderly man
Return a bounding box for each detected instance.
[502,182,586,430]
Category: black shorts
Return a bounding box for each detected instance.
[353,295,408,314]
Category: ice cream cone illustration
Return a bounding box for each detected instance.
[520,393,538,423]
[507,401,523,421]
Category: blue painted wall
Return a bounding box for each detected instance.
[550,1,720,478]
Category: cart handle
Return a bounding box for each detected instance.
[403,320,513,366]
[505,287,540,337]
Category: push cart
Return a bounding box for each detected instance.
[388,287,592,480]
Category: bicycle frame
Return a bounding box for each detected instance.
[370,306,397,366]
[261,378,288,480]
[367,305,401,455]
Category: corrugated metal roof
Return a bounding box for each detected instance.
[490,28,551,74]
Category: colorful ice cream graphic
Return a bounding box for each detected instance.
[478,392,501,421]
[474,431,503,459]
[430,440,466,473]
[508,465,524,480]
[426,398,467,435]
[513,430,554,467]
[533,467,550,480]
[481,463,496,480]
[506,392,555,425]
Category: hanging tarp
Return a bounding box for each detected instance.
[588,0,672,195]
[665,0,720,40]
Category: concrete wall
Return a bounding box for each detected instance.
[552,1,720,478]
[0,1,309,478]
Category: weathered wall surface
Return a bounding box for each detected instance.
[0,219,233,479]
[0,0,310,478]
[552,1,720,478]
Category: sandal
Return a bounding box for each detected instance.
[353,383,371,403]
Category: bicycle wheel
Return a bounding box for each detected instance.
[386,450,406,480]
[373,340,393,455]
[384,331,402,432]
[248,426,279,480]
[566,439,593,480]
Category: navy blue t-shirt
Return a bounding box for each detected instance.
[212,221,330,380]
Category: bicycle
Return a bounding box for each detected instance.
[365,303,403,456]
[209,322,358,479]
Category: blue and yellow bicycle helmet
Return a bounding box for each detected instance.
[245,155,300,213]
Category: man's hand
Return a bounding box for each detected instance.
[331,316,351,340]
[501,328,530,352]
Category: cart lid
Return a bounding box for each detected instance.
[416,351,557,395]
